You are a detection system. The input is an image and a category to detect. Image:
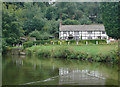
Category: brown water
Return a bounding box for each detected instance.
[2,55,119,85]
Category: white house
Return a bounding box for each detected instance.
[59,23,109,40]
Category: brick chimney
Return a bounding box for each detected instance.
[59,20,61,31]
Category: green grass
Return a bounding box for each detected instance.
[25,44,118,63]
[27,44,117,55]
[72,45,117,55]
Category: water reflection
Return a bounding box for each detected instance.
[59,68,105,85]
[2,55,118,85]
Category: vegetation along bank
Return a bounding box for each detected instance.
[25,44,118,64]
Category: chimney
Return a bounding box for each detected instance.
[59,20,61,31]
[59,14,62,31]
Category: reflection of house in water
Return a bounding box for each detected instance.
[59,68,106,85]
[11,55,24,66]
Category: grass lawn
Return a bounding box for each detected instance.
[29,44,117,56]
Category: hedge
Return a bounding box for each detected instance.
[23,39,107,48]
[80,39,106,44]
[33,40,51,45]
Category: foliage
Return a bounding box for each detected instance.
[24,39,107,48]
[23,41,33,48]
[100,2,120,39]
[25,44,118,63]
[62,19,80,25]
[33,40,50,45]
[39,32,50,40]
[2,39,8,53]
[80,39,106,44]
[37,49,51,57]
[2,4,24,46]
[29,30,40,40]
[2,2,107,51]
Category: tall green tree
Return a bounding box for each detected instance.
[62,19,80,25]
[23,3,47,35]
[2,3,24,45]
[100,2,120,39]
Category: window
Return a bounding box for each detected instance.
[102,37,107,39]
[98,36,101,39]
[74,36,80,40]
[63,31,67,34]
[102,31,105,34]
[87,31,92,34]
[74,31,79,35]
[68,31,70,35]
[88,36,92,39]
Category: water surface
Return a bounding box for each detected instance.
[2,55,118,85]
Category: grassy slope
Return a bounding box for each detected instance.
[28,44,117,56]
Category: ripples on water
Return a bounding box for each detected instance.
[2,55,118,85]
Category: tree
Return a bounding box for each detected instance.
[2,3,24,46]
[46,6,57,20]
[29,30,40,40]
[39,32,50,40]
[23,3,47,34]
[62,19,80,25]
[78,15,92,25]
[100,2,120,39]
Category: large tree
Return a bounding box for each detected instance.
[2,3,24,46]
[100,2,120,39]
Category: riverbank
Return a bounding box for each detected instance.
[25,44,118,64]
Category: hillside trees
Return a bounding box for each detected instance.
[100,2,120,39]
[2,2,103,47]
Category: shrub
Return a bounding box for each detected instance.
[2,39,8,53]
[36,49,51,57]
[29,30,40,40]
[40,32,50,40]
[23,41,33,48]
[25,45,118,64]
[26,48,32,55]
[33,40,50,45]
[51,46,74,58]
[80,39,106,44]
[69,40,76,44]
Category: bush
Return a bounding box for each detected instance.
[29,30,40,40]
[26,48,33,55]
[69,40,76,44]
[25,45,118,64]
[36,49,51,57]
[80,39,106,44]
[51,46,74,58]
[33,40,51,45]
[25,39,107,47]
[29,31,51,40]
[23,41,33,48]
[40,32,50,40]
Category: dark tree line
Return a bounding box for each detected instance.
[100,2,120,39]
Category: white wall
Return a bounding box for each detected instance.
[59,31,108,40]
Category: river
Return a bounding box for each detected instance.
[2,55,119,85]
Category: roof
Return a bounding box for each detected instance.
[60,25,105,31]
